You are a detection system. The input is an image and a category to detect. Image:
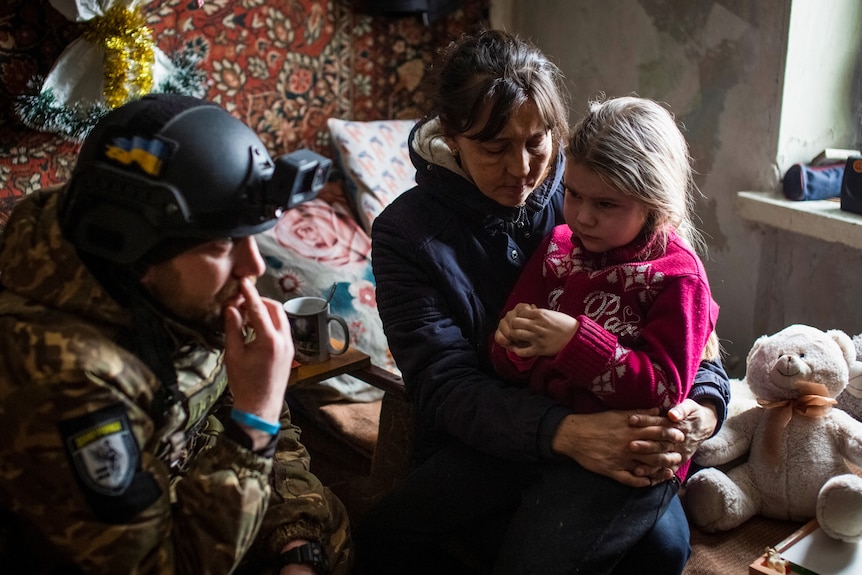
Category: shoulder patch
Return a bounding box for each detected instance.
[59,404,162,523]
[60,404,138,495]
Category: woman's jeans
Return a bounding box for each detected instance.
[355,443,688,575]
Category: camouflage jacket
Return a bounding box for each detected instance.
[0,191,349,574]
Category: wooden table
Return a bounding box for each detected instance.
[288,345,404,396]
[289,346,371,386]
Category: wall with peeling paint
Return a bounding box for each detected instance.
[493,0,862,376]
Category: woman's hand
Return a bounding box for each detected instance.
[551,410,660,487]
[494,303,578,357]
[627,398,718,479]
[551,399,718,487]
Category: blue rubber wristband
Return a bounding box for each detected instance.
[230,408,281,435]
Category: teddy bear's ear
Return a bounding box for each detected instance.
[745,333,770,367]
[825,328,862,394]
[827,329,856,364]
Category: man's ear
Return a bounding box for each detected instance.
[136,261,157,288]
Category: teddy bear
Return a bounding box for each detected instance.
[684,324,862,541]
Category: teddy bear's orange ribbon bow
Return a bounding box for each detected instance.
[756,381,837,468]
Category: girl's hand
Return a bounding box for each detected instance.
[496,303,578,357]
[494,304,533,349]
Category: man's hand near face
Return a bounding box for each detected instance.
[224,277,295,449]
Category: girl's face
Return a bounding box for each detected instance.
[563,161,649,253]
[447,99,553,207]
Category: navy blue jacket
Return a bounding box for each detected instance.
[371,122,730,463]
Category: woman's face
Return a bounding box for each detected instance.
[447,99,553,207]
[563,161,649,253]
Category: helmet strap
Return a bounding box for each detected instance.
[127,286,182,427]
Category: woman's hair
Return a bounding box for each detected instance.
[567,96,706,256]
[423,29,569,148]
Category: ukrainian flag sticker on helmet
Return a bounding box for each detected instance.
[104,135,170,176]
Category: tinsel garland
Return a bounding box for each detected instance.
[13,44,208,142]
[81,4,155,109]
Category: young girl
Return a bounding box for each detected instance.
[491,96,720,484]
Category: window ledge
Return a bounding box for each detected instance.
[735,191,862,250]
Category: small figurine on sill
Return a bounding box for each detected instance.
[762,546,789,574]
[686,324,862,542]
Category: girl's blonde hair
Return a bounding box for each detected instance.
[702,330,721,363]
[568,96,720,361]
[567,96,706,256]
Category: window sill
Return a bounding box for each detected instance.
[735,191,862,250]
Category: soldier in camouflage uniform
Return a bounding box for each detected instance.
[0,94,351,574]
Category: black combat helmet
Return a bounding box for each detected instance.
[59,93,329,265]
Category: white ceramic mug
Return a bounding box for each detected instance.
[283,296,349,364]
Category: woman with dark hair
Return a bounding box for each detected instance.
[357,30,729,575]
